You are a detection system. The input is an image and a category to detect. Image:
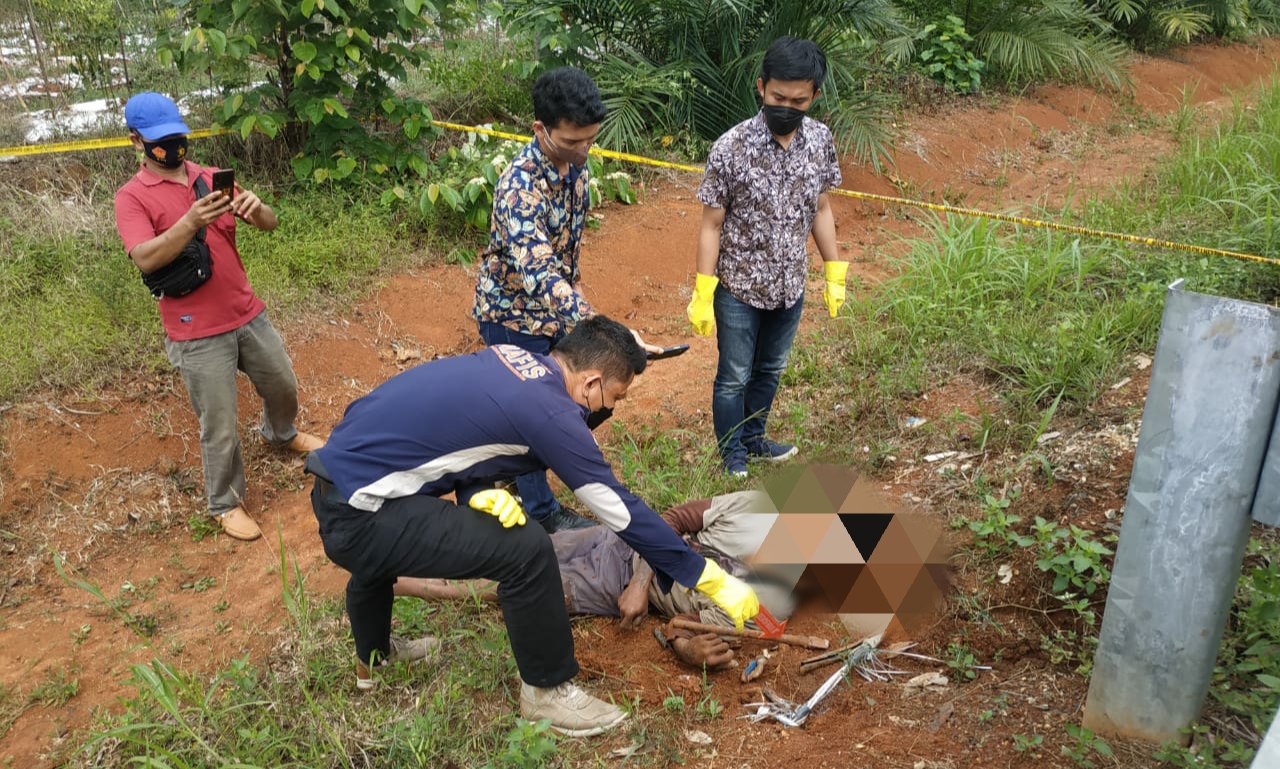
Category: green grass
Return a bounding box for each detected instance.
[803,77,1280,456]
[779,77,1280,767]
[0,159,426,402]
[24,49,1280,769]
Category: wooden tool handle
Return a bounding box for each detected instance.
[670,618,830,650]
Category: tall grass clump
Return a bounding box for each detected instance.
[0,159,416,403]
[819,77,1280,433]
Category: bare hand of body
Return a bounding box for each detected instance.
[617,585,648,630]
[671,632,736,670]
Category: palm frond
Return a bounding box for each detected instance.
[1152,6,1214,41]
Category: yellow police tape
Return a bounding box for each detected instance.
[5,118,1276,267]
[0,127,228,157]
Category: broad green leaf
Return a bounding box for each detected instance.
[335,157,357,177]
[405,0,422,14]
[427,183,439,205]
[208,30,226,57]
[313,167,329,183]
[404,118,420,140]
[408,155,428,178]
[294,41,317,63]
[381,98,397,115]
[439,184,462,210]
[239,115,257,140]
[231,93,244,114]
[291,156,313,181]
[1259,673,1280,690]
[307,64,322,81]
[301,0,315,15]
[232,0,251,20]
[346,45,361,62]
[257,114,279,139]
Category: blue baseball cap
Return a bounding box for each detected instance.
[124,92,191,141]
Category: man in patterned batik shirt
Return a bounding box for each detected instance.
[686,37,851,478]
[473,66,657,533]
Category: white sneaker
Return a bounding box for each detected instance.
[356,634,439,691]
[519,681,628,737]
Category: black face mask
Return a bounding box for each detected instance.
[142,136,188,169]
[762,105,806,137]
[541,129,589,169]
[585,381,613,431]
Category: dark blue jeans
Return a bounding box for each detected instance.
[712,287,805,462]
[477,321,564,519]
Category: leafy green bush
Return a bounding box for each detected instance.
[1030,518,1114,598]
[918,15,985,93]
[889,0,1130,88]
[158,0,443,183]
[968,492,1032,555]
[483,719,558,769]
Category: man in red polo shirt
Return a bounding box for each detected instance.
[113,92,323,541]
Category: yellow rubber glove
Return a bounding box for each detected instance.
[822,261,849,318]
[694,559,760,630]
[469,489,527,528]
[686,273,719,337]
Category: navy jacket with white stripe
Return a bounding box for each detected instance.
[312,344,706,590]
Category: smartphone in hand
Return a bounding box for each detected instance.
[646,344,691,361]
[211,169,235,202]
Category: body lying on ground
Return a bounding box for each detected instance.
[397,491,793,669]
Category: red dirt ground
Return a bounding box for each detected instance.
[3,38,1279,768]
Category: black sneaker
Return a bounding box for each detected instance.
[745,438,799,463]
[535,506,599,534]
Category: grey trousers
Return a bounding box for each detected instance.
[164,310,301,516]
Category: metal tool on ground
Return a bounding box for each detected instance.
[743,636,882,727]
[801,636,947,676]
[668,617,829,650]
[801,638,875,674]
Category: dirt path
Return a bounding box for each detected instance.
[2,39,1278,767]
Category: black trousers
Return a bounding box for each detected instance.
[310,476,580,687]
